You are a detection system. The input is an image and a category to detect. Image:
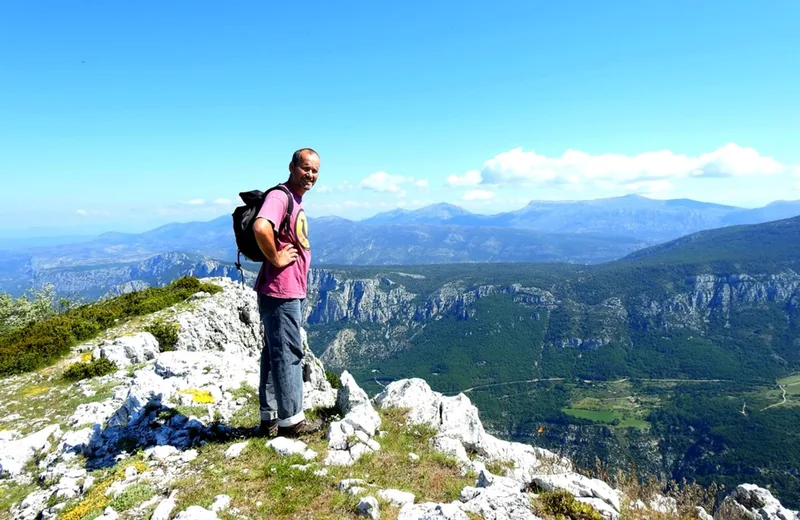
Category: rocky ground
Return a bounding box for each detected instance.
[1,278,797,520]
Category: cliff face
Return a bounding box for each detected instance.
[634,272,800,331]
[304,268,800,370]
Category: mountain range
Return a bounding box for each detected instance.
[1,195,799,298]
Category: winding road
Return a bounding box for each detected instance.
[762,384,788,411]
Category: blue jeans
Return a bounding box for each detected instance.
[258,294,305,427]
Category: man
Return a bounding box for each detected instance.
[253,148,322,438]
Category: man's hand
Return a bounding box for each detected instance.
[254,218,298,268]
[274,244,298,268]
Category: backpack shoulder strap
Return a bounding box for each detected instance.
[263,184,294,236]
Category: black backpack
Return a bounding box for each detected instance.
[232,185,293,276]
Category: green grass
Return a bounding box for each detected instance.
[110,483,155,511]
[778,374,800,386]
[0,481,39,515]
[0,371,120,436]
[563,408,617,422]
[170,407,475,520]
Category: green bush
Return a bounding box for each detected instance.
[63,357,117,381]
[110,484,154,511]
[145,319,180,352]
[534,490,604,520]
[325,369,341,389]
[0,276,222,376]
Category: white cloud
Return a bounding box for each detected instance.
[212,198,232,205]
[476,143,791,188]
[360,171,428,195]
[447,170,482,187]
[75,209,110,217]
[462,189,496,201]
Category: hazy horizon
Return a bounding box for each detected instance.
[2,193,798,242]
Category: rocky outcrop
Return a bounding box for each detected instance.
[0,424,62,477]
[715,484,799,520]
[95,333,160,367]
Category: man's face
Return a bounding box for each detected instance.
[288,152,320,194]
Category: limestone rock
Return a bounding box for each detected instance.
[145,445,179,461]
[300,327,337,410]
[338,371,381,436]
[375,378,571,485]
[210,495,231,512]
[398,502,470,520]
[96,332,159,366]
[172,279,261,356]
[325,371,381,466]
[533,473,621,516]
[107,369,176,428]
[150,492,178,520]
[715,484,799,520]
[459,469,537,520]
[696,506,714,520]
[0,424,61,477]
[225,442,249,459]
[378,489,416,508]
[11,489,55,520]
[267,437,317,461]
[358,496,380,519]
[174,505,220,520]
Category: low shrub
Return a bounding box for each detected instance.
[145,318,180,351]
[0,276,221,376]
[325,369,341,389]
[534,489,605,520]
[63,357,117,381]
[110,483,155,511]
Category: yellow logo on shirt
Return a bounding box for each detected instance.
[296,210,310,250]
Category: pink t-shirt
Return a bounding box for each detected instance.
[254,184,311,299]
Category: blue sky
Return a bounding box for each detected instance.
[1,1,799,236]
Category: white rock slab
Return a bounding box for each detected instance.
[378,488,416,507]
[0,424,61,477]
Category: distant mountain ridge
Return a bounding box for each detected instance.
[2,195,800,297]
[361,195,800,240]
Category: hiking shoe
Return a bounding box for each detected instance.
[257,419,278,438]
[277,417,324,438]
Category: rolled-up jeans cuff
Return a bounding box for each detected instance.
[277,411,305,428]
[260,411,278,421]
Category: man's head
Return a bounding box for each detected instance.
[287,148,320,196]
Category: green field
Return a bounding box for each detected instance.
[562,408,616,422]
[777,374,800,386]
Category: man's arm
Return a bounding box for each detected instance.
[254,217,298,268]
